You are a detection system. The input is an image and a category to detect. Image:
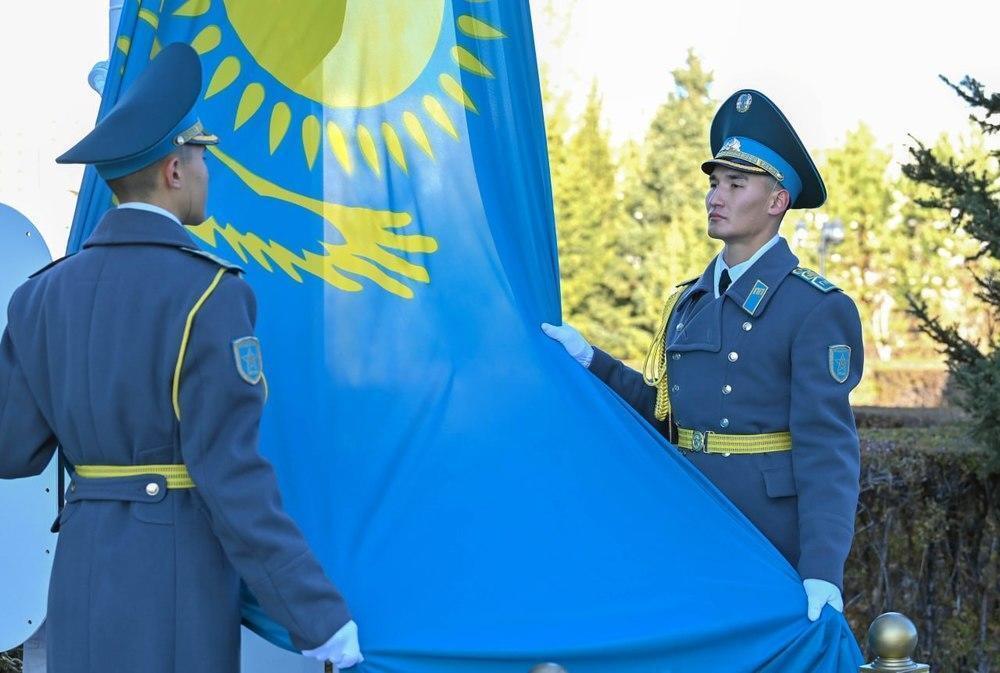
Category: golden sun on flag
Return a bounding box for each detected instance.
[117,0,505,298]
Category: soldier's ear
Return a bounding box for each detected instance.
[162,154,184,190]
[768,186,790,216]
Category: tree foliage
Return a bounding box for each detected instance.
[903,76,1000,464]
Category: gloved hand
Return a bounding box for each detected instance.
[541,322,594,367]
[803,578,843,621]
[301,619,363,669]
[88,60,109,95]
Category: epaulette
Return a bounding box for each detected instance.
[179,247,244,274]
[28,254,74,279]
[675,276,699,288]
[790,266,839,293]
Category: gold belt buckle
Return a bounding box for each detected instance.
[691,430,706,453]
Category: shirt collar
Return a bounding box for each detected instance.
[117,202,183,227]
[82,207,196,249]
[713,234,782,298]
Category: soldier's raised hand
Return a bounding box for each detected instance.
[541,322,594,367]
[301,619,364,669]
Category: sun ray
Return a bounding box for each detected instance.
[234,83,265,130]
[457,16,504,39]
[173,0,211,17]
[191,25,221,55]
[381,123,408,174]
[116,36,131,56]
[138,9,159,30]
[357,125,381,176]
[302,116,321,170]
[451,46,494,79]
[325,122,354,175]
[150,37,163,59]
[205,56,240,99]
[438,74,478,113]
[423,96,459,140]
[403,112,435,160]
[269,103,292,154]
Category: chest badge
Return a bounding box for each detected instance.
[829,345,851,383]
[741,280,769,316]
[233,336,264,385]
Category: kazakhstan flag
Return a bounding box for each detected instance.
[68,2,863,671]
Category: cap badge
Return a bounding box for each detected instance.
[721,137,741,152]
[736,93,753,113]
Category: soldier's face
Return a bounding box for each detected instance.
[705,167,784,244]
[180,145,209,225]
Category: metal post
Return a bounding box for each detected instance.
[859,612,930,672]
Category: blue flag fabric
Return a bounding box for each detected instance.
[68,2,864,671]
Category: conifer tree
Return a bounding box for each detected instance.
[903,77,1000,463]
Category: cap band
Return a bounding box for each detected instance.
[713,136,802,204]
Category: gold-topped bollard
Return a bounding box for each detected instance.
[859,612,930,672]
[529,664,568,673]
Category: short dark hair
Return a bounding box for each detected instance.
[106,144,196,202]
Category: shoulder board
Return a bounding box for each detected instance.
[28,254,74,279]
[179,247,244,274]
[790,266,840,293]
[675,276,699,288]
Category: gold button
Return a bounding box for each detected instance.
[145,483,160,497]
[728,352,739,362]
[723,384,732,394]
[742,322,753,331]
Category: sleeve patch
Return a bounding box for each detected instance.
[828,345,851,383]
[233,336,264,385]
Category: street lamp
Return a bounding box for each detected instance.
[796,217,845,276]
[818,218,845,276]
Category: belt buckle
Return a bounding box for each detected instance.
[691,430,706,453]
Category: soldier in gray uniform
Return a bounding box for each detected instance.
[543,89,864,621]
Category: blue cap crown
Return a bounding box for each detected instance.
[701,90,825,209]
[56,43,218,181]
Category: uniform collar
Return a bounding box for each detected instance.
[713,235,781,298]
[117,202,182,226]
[723,237,799,317]
[82,207,196,249]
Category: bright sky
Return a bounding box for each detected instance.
[1,1,997,255]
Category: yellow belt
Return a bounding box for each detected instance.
[676,427,792,455]
[74,464,195,489]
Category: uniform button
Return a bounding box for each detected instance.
[742,321,753,332]
[671,384,680,393]
[672,353,681,361]
[728,351,739,362]
[675,322,684,331]
[145,482,160,497]
[722,384,732,394]
[720,418,730,428]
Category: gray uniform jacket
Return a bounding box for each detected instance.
[589,238,863,588]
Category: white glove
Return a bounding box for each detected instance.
[803,578,843,621]
[541,322,594,367]
[301,620,363,669]
[88,60,109,95]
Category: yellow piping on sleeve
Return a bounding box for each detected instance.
[172,267,228,420]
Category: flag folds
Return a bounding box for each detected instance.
[68,2,863,671]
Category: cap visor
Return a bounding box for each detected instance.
[701,158,769,176]
[187,133,219,146]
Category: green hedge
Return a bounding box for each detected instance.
[847,424,999,671]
